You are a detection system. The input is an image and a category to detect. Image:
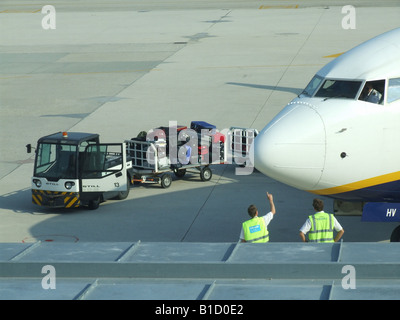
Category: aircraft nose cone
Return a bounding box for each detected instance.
[254,102,326,190]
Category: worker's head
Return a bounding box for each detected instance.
[312,198,324,212]
[247,205,258,218]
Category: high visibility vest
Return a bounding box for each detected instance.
[242,217,269,243]
[308,212,335,243]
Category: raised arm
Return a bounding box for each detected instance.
[267,192,276,215]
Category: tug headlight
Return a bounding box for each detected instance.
[33,179,42,188]
[64,181,75,190]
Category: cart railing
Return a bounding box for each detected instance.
[125,139,162,172]
[228,127,258,165]
[126,126,258,173]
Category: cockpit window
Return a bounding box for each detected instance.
[301,75,323,97]
[358,80,385,104]
[314,79,362,99]
[387,78,400,104]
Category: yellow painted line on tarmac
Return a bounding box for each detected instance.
[323,52,345,58]
[0,9,41,13]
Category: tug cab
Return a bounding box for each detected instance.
[27,132,129,210]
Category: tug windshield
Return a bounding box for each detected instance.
[34,143,78,179]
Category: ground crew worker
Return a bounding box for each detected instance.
[239,192,276,243]
[299,198,344,243]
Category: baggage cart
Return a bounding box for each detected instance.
[126,138,215,189]
[229,126,259,167]
[125,123,257,188]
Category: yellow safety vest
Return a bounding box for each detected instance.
[308,212,335,243]
[242,216,269,243]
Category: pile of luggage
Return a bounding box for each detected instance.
[128,121,225,169]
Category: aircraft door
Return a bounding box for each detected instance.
[80,143,127,193]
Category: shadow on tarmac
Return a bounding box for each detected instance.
[0,168,397,243]
[226,82,302,95]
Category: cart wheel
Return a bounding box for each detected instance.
[161,173,172,188]
[200,167,212,181]
[174,169,186,178]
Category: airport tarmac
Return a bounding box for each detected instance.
[1,0,400,245]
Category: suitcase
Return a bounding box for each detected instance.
[190,121,216,133]
[198,145,209,163]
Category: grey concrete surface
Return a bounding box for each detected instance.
[1,0,399,244]
[1,241,399,300]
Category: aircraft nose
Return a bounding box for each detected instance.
[254,102,326,190]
